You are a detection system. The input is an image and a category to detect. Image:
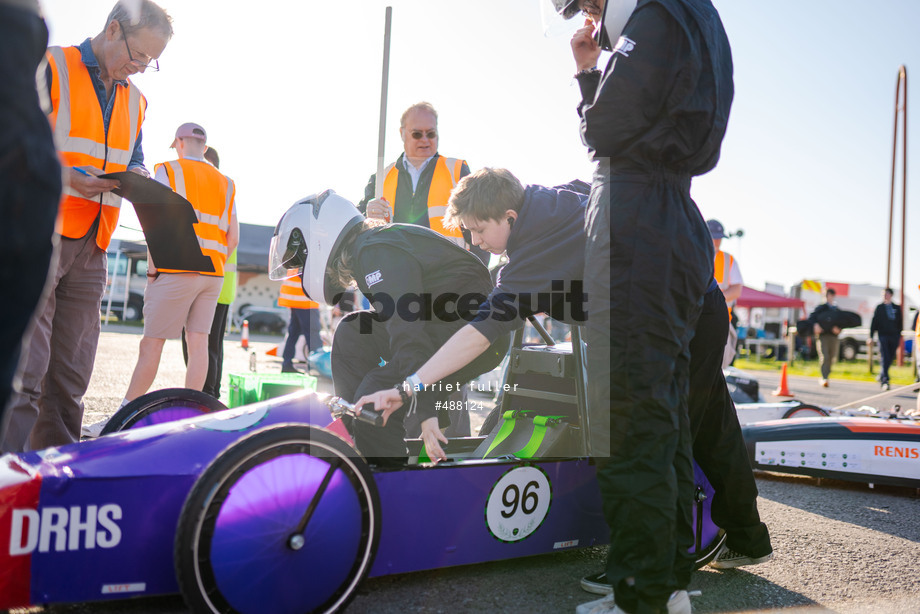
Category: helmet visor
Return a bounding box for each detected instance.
[268,226,307,281]
[551,0,580,19]
[541,0,583,37]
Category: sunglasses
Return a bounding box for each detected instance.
[410,130,437,140]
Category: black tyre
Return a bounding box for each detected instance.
[175,424,381,614]
[478,404,502,436]
[839,339,859,362]
[100,388,227,435]
[781,403,828,419]
[124,296,144,321]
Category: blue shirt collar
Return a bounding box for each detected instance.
[78,37,128,87]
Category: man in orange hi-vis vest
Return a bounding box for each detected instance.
[708,219,743,367]
[358,101,488,264]
[2,1,172,454]
[278,275,322,374]
[121,122,238,406]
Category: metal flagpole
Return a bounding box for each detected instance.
[375,7,393,201]
[886,66,908,365]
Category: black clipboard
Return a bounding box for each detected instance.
[102,171,215,273]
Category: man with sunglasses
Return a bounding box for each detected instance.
[1,0,172,453]
[358,102,487,262]
[554,0,736,613]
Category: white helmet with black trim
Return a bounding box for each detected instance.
[268,189,365,305]
[551,0,582,20]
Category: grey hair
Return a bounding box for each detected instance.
[400,102,438,128]
[106,0,174,39]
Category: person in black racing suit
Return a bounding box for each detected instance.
[559,0,737,612]
[270,190,508,464]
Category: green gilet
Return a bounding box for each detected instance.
[217,249,238,305]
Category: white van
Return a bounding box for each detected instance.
[103,241,148,321]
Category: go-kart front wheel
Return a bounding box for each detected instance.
[174,424,381,614]
[782,403,828,419]
[101,388,227,435]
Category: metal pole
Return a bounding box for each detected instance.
[122,257,131,318]
[374,7,393,201]
[886,70,902,288]
[887,67,908,366]
[898,67,907,366]
[104,240,121,327]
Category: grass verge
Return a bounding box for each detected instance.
[733,357,918,386]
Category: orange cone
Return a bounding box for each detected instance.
[241,320,250,349]
[772,363,793,397]
[266,345,278,356]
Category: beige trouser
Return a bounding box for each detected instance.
[1,232,105,452]
[817,333,839,380]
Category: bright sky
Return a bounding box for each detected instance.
[41,0,920,296]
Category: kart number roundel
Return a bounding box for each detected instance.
[485,465,552,543]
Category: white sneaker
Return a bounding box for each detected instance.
[667,590,691,614]
[581,571,613,595]
[576,594,621,614]
[576,590,691,614]
[80,418,108,439]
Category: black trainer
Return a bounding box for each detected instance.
[709,545,773,569]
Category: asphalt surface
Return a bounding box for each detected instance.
[11,328,920,614]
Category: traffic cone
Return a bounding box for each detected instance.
[266,345,278,357]
[772,362,794,397]
[241,320,250,349]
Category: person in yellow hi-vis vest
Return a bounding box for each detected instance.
[122,122,238,406]
[707,219,743,367]
[358,101,488,264]
[2,0,172,454]
[278,275,322,374]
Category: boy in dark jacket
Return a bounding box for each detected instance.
[355,168,589,459]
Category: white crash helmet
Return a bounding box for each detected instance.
[550,0,582,20]
[269,189,365,305]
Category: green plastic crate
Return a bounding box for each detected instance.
[228,372,318,408]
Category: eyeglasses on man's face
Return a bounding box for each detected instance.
[118,21,160,72]
[410,130,438,140]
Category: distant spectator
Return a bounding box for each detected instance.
[808,288,841,387]
[708,219,743,367]
[869,288,902,391]
[278,275,322,374]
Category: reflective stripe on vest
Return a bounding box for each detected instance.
[217,249,238,304]
[382,156,466,247]
[278,276,319,309]
[47,46,145,250]
[714,250,735,316]
[155,159,233,276]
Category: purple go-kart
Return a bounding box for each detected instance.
[0,328,725,613]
